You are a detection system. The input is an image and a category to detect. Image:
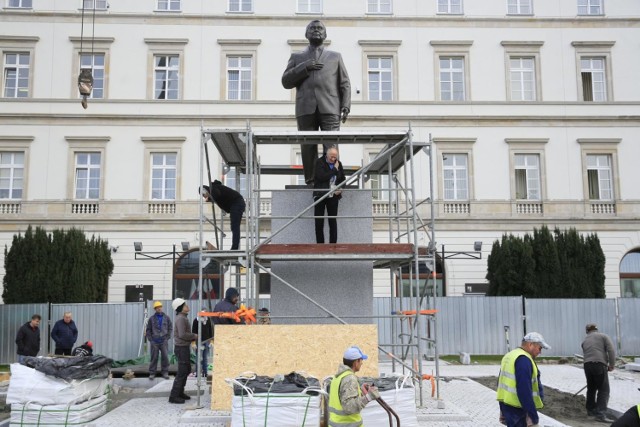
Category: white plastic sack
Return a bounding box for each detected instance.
[228,378,321,427]
[361,375,418,427]
[10,393,108,426]
[7,363,109,406]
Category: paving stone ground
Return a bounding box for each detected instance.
[48,360,640,427]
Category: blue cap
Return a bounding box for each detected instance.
[343,346,368,361]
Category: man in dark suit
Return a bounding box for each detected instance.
[282,20,351,186]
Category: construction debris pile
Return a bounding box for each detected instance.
[7,356,112,426]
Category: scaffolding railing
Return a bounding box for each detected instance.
[198,125,440,405]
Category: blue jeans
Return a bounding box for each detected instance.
[200,344,209,375]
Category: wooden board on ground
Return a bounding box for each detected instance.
[212,324,378,411]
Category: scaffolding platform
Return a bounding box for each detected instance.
[199,126,441,406]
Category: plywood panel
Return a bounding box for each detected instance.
[212,324,379,411]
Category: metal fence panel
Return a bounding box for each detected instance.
[525,298,617,357]
[0,304,49,364]
[618,298,640,356]
[435,296,524,355]
[51,303,144,361]
[373,296,523,356]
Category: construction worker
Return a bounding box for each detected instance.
[582,323,616,423]
[328,346,379,427]
[146,301,172,380]
[610,404,639,426]
[212,288,242,325]
[169,298,197,404]
[191,305,213,377]
[497,332,550,427]
[200,181,245,250]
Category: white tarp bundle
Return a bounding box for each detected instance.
[360,375,419,427]
[7,363,109,406]
[228,378,322,427]
[9,393,108,426]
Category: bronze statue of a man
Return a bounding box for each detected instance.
[282,20,351,186]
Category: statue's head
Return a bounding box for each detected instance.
[305,20,327,45]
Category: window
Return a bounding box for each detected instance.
[586,154,612,200]
[74,152,101,199]
[439,57,465,101]
[578,0,602,15]
[157,0,181,11]
[218,39,259,102]
[3,52,30,98]
[224,167,247,198]
[572,41,614,102]
[442,153,468,200]
[437,0,462,14]
[297,0,322,13]
[79,53,105,99]
[431,41,472,102]
[227,56,252,100]
[359,40,401,102]
[145,38,187,100]
[154,55,179,100]
[514,154,540,200]
[82,0,107,10]
[507,0,532,15]
[509,57,536,101]
[580,57,606,102]
[228,0,252,12]
[502,41,543,102]
[367,57,393,101]
[367,0,391,14]
[151,153,177,200]
[0,152,24,199]
[368,154,390,201]
[7,0,32,8]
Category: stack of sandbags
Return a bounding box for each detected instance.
[7,356,112,426]
[227,372,323,427]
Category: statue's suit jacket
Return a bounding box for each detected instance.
[282,46,351,118]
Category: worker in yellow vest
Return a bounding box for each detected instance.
[610,404,639,426]
[328,346,379,427]
[497,332,550,427]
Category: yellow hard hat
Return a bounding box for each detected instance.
[153,301,163,309]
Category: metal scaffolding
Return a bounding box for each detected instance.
[198,125,442,404]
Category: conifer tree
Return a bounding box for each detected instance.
[2,226,113,303]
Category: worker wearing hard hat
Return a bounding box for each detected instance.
[146,301,172,380]
[169,298,197,404]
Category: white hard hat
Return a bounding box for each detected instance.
[171,298,186,311]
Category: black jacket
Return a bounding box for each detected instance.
[16,322,40,357]
[208,180,244,213]
[192,317,214,341]
[313,155,346,199]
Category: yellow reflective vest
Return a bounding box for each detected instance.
[328,370,363,427]
[497,347,543,409]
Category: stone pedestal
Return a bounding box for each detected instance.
[269,189,373,324]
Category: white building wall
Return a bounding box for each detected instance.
[1,1,639,301]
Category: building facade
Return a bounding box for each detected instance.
[1,0,640,302]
